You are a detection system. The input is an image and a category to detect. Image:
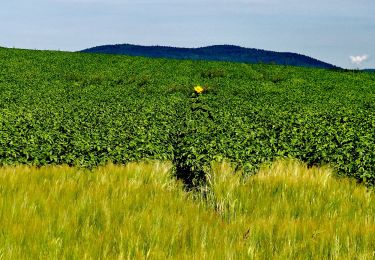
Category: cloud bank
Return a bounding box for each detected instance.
[350,55,369,66]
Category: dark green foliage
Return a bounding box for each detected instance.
[201,68,226,79]
[0,48,375,185]
[81,44,339,69]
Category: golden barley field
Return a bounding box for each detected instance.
[0,160,374,259]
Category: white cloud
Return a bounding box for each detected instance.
[350,55,369,65]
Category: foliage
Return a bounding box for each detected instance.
[0,48,375,185]
[81,43,339,69]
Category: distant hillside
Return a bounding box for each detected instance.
[363,69,375,72]
[81,44,339,69]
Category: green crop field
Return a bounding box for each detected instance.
[0,47,375,258]
[1,47,374,185]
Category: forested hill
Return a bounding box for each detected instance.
[81,44,339,69]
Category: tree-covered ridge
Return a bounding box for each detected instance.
[81,44,339,69]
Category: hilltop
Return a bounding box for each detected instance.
[81,44,339,69]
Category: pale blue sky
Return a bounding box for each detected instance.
[1,0,374,68]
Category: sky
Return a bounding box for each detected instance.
[1,0,374,68]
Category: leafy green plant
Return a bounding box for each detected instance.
[0,47,375,185]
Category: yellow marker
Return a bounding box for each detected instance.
[194,85,204,94]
